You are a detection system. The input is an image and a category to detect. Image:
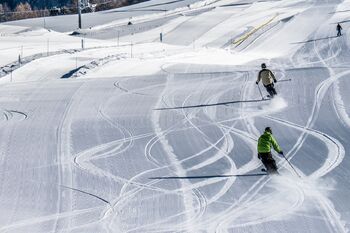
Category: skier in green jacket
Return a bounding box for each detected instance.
[257,127,283,174]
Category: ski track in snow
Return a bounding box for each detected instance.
[1,0,350,232]
[139,73,198,233]
[76,56,348,232]
[0,109,27,122]
[55,83,86,232]
[119,68,290,232]
[102,70,260,232]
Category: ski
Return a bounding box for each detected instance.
[261,168,279,175]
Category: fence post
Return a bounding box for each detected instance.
[46,38,49,56]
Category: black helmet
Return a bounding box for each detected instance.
[265,127,272,133]
[261,63,267,69]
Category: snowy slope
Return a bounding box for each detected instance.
[1,0,350,232]
[4,0,215,32]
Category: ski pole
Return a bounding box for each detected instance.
[278,78,292,82]
[257,83,264,100]
[282,154,301,178]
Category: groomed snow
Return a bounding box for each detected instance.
[1,0,350,232]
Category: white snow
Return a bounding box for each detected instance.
[1,0,350,232]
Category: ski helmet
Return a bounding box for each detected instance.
[261,63,267,69]
[265,127,272,133]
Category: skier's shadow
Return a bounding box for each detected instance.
[292,36,338,44]
[220,2,251,7]
[149,174,267,179]
[154,99,269,110]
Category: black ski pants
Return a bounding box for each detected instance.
[264,83,277,97]
[258,152,278,174]
[337,30,342,37]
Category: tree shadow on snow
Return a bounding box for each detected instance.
[291,36,338,44]
[329,9,350,14]
[338,19,350,24]
[154,99,269,110]
[149,174,267,179]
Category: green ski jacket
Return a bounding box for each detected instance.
[257,131,282,153]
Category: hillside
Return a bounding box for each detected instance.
[0,0,350,232]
